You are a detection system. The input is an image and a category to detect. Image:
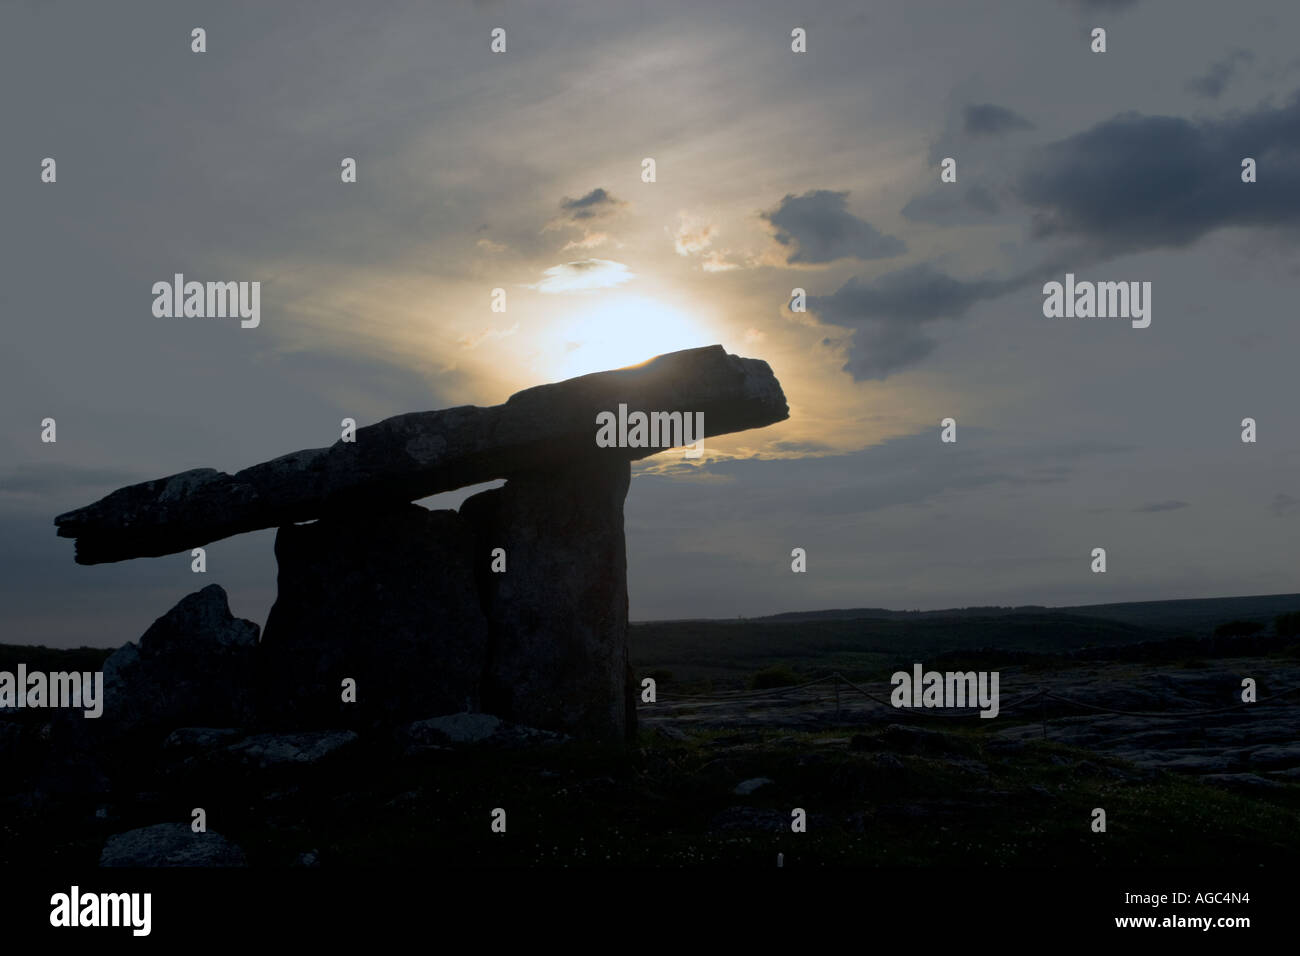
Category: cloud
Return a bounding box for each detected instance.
[624,426,1144,619]
[1016,92,1300,254]
[963,103,1035,137]
[549,189,627,250]
[671,213,744,272]
[557,187,626,223]
[457,323,519,349]
[900,183,1002,225]
[814,263,1017,323]
[761,190,906,265]
[672,214,716,256]
[633,427,1134,522]
[1135,500,1190,512]
[563,231,610,251]
[475,238,507,253]
[702,251,741,272]
[862,94,1300,380]
[1186,50,1254,99]
[531,258,634,293]
[767,439,835,455]
[809,263,1027,380]
[925,105,1033,166]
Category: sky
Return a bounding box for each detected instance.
[2,0,1299,647]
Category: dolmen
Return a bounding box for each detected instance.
[55,345,789,744]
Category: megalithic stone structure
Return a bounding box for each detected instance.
[55,345,787,564]
[55,345,789,742]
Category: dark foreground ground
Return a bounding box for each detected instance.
[3,598,1299,868]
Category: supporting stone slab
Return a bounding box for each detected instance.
[462,457,632,743]
[257,504,489,729]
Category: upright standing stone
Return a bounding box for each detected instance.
[462,457,631,743]
[257,504,489,729]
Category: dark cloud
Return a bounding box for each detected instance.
[1016,92,1300,253]
[761,190,906,264]
[558,187,626,221]
[845,90,1300,381]
[839,322,941,381]
[1271,493,1299,516]
[1135,500,1190,513]
[809,263,1028,380]
[813,264,1017,322]
[926,104,1032,167]
[963,103,1034,137]
[1186,50,1254,99]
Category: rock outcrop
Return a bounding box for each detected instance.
[99,823,247,867]
[98,584,258,739]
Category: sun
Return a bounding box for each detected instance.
[542,294,718,380]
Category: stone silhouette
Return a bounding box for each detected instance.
[56,345,787,563]
[55,345,789,742]
[101,583,259,739]
[461,456,632,740]
[257,504,489,730]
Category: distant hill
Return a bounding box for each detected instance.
[753,593,1300,636]
[630,612,1149,686]
[630,593,1300,686]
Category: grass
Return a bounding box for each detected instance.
[8,719,1294,868]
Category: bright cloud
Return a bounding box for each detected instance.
[533,259,635,293]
